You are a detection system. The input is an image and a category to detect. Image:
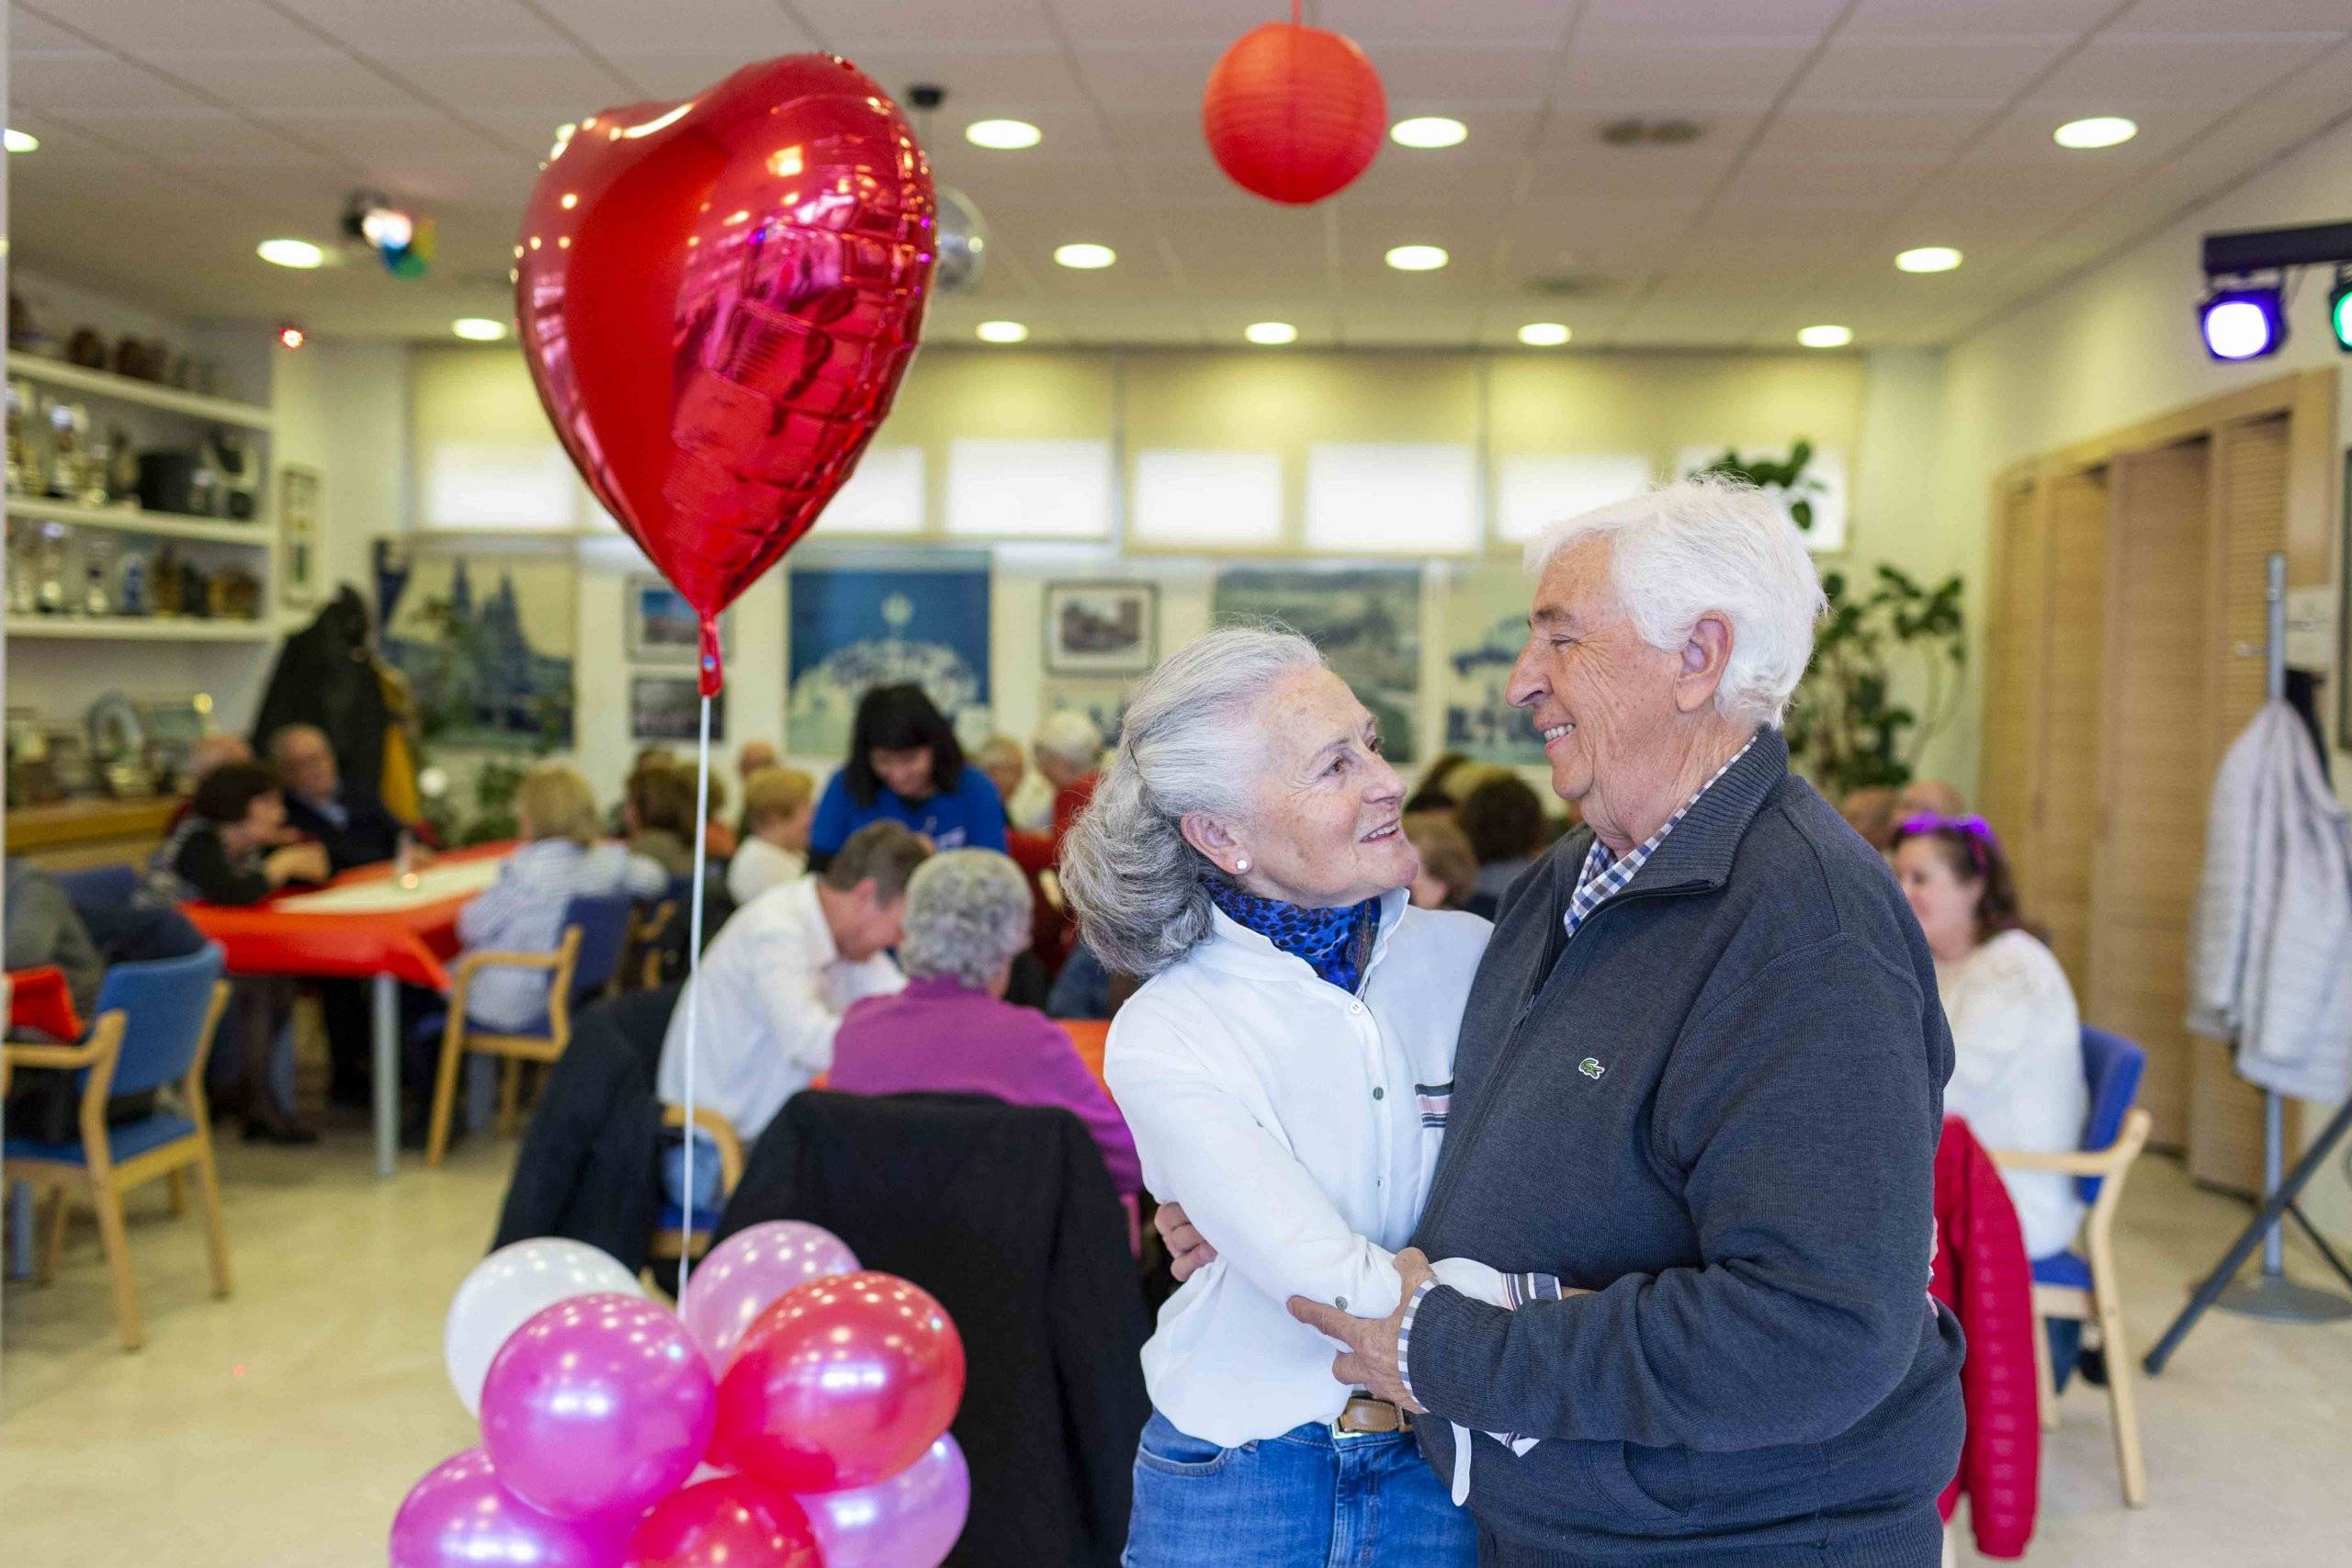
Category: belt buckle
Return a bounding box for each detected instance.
[1332,1394,1408,1438]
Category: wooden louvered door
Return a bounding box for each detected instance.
[2087,440,2213,1148]
[2035,468,2111,992]
[1980,483,2047,908]
[2188,416,2297,1191]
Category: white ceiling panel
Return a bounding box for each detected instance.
[263,0,571,57]
[1793,37,2079,102]
[1843,0,2120,36]
[2034,34,2339,104]
[531,0,816,56]
[1578,0,1852,41]
[1749,106,2002,157]
[1558,42,1815,101]
[2116,0,2352,31]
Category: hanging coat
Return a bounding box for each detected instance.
[252,586,391,813]
[2187,701,2352,1104]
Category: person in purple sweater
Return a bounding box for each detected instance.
[829,848,1141,1203]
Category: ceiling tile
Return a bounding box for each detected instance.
[529,0,817,56]
[2114,0,2352,33]
[26,0,318,54]
[263,0,571,56]
[1842,0,2118,36]
[2034,34,2338,105]
[1557,42,1815,101]
[12,53,222,116]
[164,51,430,116]
[1577,0,1850,42]
[1749,106,2002,157]
[800,0,1060,49]
[1794,37,2079,103]
[1047,0,1275,47]
[368,50,636,113]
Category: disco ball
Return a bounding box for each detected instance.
[934,186,988,295]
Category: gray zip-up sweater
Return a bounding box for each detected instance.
[1408,730,1965,1567]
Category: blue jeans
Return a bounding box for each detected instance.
[1123,1408,1476,1568]
[659,1130,724,1213]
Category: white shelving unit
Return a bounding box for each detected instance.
[6,495,273,547]
[7,352,275,430]
[6,615,279,642]
[8,346,279,648]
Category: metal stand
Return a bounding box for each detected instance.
[2144,553,2352,1372]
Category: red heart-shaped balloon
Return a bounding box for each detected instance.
[516,55,936,693]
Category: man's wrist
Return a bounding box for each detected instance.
[1396,1276,1443,1409]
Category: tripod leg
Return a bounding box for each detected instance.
[2284,1203,2352,1295]
[2144,1092,2352,1375]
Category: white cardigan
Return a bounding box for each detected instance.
[2188,702,2352,1104]
[1105,888,1496,1447]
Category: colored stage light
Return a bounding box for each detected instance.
[2198,287,2286,362]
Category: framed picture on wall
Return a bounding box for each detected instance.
[1043,580,1158,675]
[626,574,730,665]
[279,465,322,607]
[632,673,724,742]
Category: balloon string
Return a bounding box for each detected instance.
[678,693,714,1300]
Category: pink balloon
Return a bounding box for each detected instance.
[625,1473,821,1568]
[390,1447,628,1568]
[481,1292,715,1519]
[798,1435,970,1568]
[681,1222,860,1368]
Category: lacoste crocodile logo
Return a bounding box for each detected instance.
[1578,1056,1605,1081]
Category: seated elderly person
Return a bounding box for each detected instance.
[829,850,1139,1202]
[268,723,416,872]
[727,765,817,906]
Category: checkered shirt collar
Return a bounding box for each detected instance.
[1564,735,1758,938]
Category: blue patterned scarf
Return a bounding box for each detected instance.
[1211,885,1381,995]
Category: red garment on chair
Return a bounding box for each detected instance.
[7,965,84,1043]
[1932,1115,2041,1558]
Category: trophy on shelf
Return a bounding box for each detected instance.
[32,520,68,615]
[6,520,37,615]
[81,533,117,618]
[118,547,153,618]
[88,693,151,798]
[6,378,35,496]
[40,396,92,502]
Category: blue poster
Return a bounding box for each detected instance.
[786,552,992,757]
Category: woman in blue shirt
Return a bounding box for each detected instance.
[808,684,1006,868]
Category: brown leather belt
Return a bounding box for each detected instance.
[1332,1393,1411,1437]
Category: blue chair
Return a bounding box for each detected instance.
[2,944,233,1350]
[56,863,141,917]
[425,894,635,1167]
[1989,1025,2153,1507]
[650,1105,747,1264]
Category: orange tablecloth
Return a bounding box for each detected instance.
[1058,1019,1110,1100]
[180,842,515,994]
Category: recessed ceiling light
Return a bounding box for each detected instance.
[4,129,38,154]
[2054,116,2137,151]
[1054,243,1116,270]
[1894,246,1963,274]
[965,118,1041,151]
[1385,244,1449,272]
[976,321,1030,344]
[256,238,325,270]
[1245,321,1298,345]
[1390,117,1466,150]
[452,318,509,342]
[1518,322,1572,347]
[1797,324,1853,349]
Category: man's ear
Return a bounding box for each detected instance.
[1180,810,1247,878]
[1674,611,1733,716]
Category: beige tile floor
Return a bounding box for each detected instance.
[2,1124,2348,1565]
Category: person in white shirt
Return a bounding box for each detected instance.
[1893,811,2088,1258]
[1061,628,1494,1567]
[727,764,817,906]
[657,820,925,1154]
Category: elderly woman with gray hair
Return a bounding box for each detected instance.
[826,848,1139,1202]
[1060,626,1498,1567]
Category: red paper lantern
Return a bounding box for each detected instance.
[1202,18,1385,206]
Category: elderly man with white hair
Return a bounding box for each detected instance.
[1274,477,1966,1565]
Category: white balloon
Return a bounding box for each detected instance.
[444,1238,643,1417]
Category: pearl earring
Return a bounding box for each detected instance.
[1236,856,1251,873]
